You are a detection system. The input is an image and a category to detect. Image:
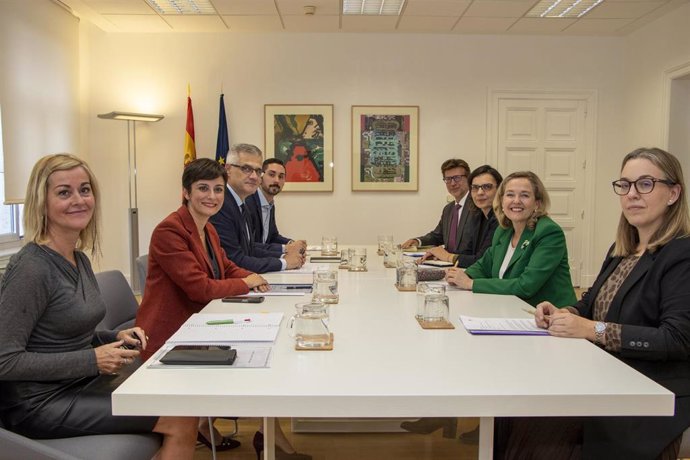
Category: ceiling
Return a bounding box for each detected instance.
[59,0,689,36]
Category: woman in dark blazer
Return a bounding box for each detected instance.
[446,171,576,307]
[499,148,690,459]
[452,165,502,268]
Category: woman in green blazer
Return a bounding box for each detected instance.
[446,171,576,307]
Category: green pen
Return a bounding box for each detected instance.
[206,319,235,325]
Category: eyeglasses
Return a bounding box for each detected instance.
[442,175,467,184]
[611,177,675,196]
[230,163,263,177]
[471,184,495,192]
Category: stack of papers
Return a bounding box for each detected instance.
[167,313,284,343]
[459,315,548,335]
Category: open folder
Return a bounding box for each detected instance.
[459,315,548,335]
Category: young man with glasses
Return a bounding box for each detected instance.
[210,144,305,273]
[401,159,476,262]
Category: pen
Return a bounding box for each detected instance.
[285,285,312,289]
[453,258,459,268]
[206,319,235,325]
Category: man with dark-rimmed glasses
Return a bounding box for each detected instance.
[211,143,305,273]
[401,159,475,260]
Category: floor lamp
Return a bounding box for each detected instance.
[97,111,164,294]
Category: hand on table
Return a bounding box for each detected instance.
[445,267,473,290]
[401,239,417,249]
[420,246,453,263]
[243,273,270,292]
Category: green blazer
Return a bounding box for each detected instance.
[464,216,576,307]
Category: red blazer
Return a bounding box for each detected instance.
[136,205,253,360]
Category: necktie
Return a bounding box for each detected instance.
[240,204,251,241]
[448,203,461,251]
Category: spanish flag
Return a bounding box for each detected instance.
[183,85,196,166]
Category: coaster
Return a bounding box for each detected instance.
[348,268,368,273]
[416,318,455,329]
[339,265,349,270]
[295,333,334,351]
[395,284,417,292]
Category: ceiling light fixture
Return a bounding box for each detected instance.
[144,0,216,15]
[343,0,406,16]
[526,0,605,18]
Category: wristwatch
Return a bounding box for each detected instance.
[594,321,607,345]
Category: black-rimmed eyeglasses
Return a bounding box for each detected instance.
[471,184,495,192]
[442,175,467,184]
[230,163,264,177]
[611,177,675,196]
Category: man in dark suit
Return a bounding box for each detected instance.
[210,144,305,273]
[246,158,307,255]
[401,158,477,263]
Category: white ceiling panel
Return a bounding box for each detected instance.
[86,0,155,14]
[276,0,342,15]
[586,1,664,18]
[464,0,535,18]
[453,16,515,32]
[163,15,229,31]
[562,17,635,33]
[509,17,576,33]
[282,15,341,32]
[341,16,400,31]
[212,0,277,15]
[102,14,172,32]
[404,0,472,16]
[223,15,284,31]
[397,15,459,31]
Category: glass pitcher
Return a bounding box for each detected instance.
[289,302,332,348]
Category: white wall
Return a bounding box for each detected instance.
[84,26,630,280]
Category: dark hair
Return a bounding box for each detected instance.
[263,157,285,171]
[467,165,503,212]
[182,158,227,205]
[441,158,470,176]
[469,165,503,188]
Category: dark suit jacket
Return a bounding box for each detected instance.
[575,237,690,458]
[246,191,291,247]
[465,216,576,307]
[416,198,473,253]
[209,187,283,273]
[454,209,498,268]
[136,205,253,360]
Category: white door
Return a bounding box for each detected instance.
[495,96,589,286]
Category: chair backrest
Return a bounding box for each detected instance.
[135,254,148,296]
[95,270,139,331]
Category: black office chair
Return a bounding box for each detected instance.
[95,270,140,331]
[135,254,148,296]
[0,417,161,460]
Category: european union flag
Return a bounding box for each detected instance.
[215,94,229,165]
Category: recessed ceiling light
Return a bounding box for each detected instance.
[526,0,605,18]
[144,0,216,15]
[343,0,406,16]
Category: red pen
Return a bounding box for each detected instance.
[243,318,252,322]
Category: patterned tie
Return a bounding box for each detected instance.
[448,203,461,251]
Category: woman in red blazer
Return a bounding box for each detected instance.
[136,159,269,451]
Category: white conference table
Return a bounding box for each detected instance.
[113,247,674,459]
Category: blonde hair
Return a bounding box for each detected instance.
[24,153,101,256]
[613,148,690,256]
[493,171,550,230]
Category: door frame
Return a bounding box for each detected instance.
[661,60,690,149]
[487,89,598,287]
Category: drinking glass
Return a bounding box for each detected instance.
[377,234,394,255]
[321,236,338,256]
[348,248,367,272]
[416,283,446,319]
[312,269,339,304]
[423,294,450,323]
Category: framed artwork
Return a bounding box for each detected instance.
[264,104,334,192]
[351,105,419,191]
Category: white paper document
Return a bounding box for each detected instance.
[149,343,273,368]
[167,313,284,343]
[459,315,548,335]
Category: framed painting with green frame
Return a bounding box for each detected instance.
[351,105,419,191]
[264,104,334,192]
